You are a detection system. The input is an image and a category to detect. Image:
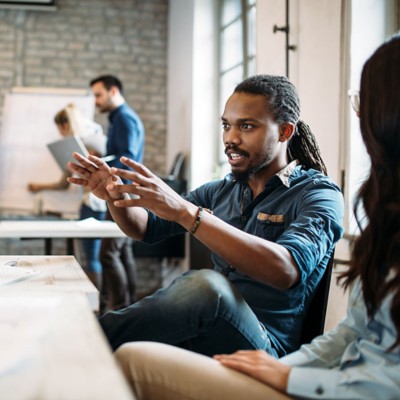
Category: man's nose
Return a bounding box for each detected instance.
[224,127,241,145]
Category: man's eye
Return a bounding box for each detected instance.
[222,122,229,129]
[242,123,253,129]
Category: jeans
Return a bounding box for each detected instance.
[100,236,138,313]
[79,204,107,274]
[99,269,278,357]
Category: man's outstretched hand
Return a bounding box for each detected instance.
[67,152,124,201]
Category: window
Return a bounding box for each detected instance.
[216,0,256,175]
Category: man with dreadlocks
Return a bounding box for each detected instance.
[68,75,344,358]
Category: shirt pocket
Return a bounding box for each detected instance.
[255,212,285,241]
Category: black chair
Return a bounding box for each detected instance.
[299,252,335,345]
[159,152,186,195]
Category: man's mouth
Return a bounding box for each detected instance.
[225,149,248,166]
[229,153,244,160]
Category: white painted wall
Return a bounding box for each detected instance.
[167,0,194,176]
[257,0,343,186]
[191,0,218,190]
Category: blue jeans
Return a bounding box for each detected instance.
[79,204,107,273]
[99,269,278,357]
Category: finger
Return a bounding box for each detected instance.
[67,162,92,178]
[113,198,141,208]
[67,176,88,186]
[87,154,111,169]
[110,167,140,184]
[120,157,154,178]
[72,152,108,173]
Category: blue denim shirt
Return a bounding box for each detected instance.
[282,280,400,399]
[107,103,145,170]
[144,161,344,355]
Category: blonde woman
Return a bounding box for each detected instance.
[28,104,107,287]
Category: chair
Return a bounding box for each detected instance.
[159,152,186,195]
[299,252,334,345]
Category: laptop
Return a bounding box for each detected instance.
[47,135,89,171]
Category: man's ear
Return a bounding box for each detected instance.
[278,122,295,142]
[110,86,119,97]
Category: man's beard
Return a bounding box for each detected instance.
[231,160,269,182]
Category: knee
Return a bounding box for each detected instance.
[180,269,239,307]
[115,343,137,370]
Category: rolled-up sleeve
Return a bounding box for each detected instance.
[277,179,344,281]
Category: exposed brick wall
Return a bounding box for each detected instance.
[0,0,168,174]
[0,0,180,296]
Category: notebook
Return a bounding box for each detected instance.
[47,135,89,171]
[0,264,40,286]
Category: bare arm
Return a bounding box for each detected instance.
[27,171,70,192]
[108,157,299,290]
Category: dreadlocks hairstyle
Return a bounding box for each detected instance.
[234,75,327,175]
[340,33,400,350]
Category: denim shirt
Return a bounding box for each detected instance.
[144,161,344,355]
[282,280,400,399]
[107,103,145,170]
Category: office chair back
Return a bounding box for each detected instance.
[299,252,334,345]
[161,152,186,195]
[168,152,185,180]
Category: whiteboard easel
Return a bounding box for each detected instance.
[0,87,95,217]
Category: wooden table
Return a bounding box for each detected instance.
[0,218,126,255]
[0,256,135,399]
[0,255,100,311]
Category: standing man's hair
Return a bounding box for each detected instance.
[90,75,123,94]
[234,75,327,175]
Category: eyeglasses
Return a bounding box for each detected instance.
[348,89,360,115]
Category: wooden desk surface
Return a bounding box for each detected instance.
[0,292,134,400]
[0,255,135,399]
[0,255,99,311]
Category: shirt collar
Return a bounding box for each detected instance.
[275,160,299,187]
[108,103,125,123]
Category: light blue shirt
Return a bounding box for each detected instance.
[281,280,400,399]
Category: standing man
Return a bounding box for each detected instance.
[90,74,145,314]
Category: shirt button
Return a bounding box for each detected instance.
[315,386,324,395]
[240,215,247,221]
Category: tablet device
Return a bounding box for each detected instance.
[47,136,89,171]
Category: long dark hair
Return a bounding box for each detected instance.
[234,75,327,175]
[341,33,400,349]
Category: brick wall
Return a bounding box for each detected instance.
[0,0,168,174]
[0,0,181,297]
